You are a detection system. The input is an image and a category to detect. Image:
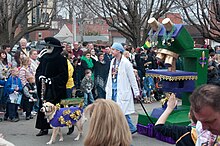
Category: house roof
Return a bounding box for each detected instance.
[54,23,109,43]
[184,25,204,39]
[55,34,109,44]
[54,24,73,38]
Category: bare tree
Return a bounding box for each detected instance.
[58,0,95,42]
[84,0,175,47]
[176,0,220,43]
[0,0,58,47]
[60,0,94,22]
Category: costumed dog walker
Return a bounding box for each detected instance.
[137,18,208,144]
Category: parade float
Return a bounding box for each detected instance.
[137,18,208,143]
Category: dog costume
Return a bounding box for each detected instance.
[49,105,83,127]
[35,37,68,131]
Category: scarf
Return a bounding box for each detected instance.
[81,56,94,69]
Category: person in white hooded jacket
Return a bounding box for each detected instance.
[105,42,140,134]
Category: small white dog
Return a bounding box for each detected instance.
[40,102,86,145]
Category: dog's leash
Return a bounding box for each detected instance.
[138,98,155,125]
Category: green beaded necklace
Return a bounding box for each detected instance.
[148,24,162,47]
[162,25,176,46]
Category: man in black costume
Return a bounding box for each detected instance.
[35,37,68,136]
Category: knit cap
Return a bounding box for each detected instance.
[111,43,125,53]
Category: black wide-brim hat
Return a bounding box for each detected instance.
[43,37,64,48]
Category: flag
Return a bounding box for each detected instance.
[143,40,151,49]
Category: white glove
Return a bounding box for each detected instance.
[39,75,52,85]
[39,75,46,81]
[47,78,52,85]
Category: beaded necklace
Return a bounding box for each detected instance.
[112,57,121,83]
[148,24,162,47]
[162,25,176,46]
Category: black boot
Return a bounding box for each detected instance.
[36,129,48,136]
[67,126,74,135]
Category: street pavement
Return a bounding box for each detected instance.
[0,101,174,146]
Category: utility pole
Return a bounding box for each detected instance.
[72,10,76,43]
[80,0,85,43]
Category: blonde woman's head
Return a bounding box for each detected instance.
[21,57,30,67]
[84,99,132,146]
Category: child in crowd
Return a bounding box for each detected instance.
[22,76,37,120]
[80,69,94,108]
[4,67,23,122]
[142,76,156,103]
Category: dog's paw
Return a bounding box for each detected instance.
[74,136,80,141]
[59,138,63,142]
[46,141,53,145]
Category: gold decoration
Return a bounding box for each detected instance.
[145,73,198,81]
[75,110,81,116]
[56,103,60,110]
[201,51,206,68]
[160,97,169,106]
[65,120,72,127]
[78,101,84,109]
[63,109,71,116]
[58,116,65,124]
[160,92,172,106]
[70,110,81,120]
[156,49,179,72]
[70,113,77,120]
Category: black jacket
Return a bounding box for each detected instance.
[35,48,68,130]
[154,124,195,146]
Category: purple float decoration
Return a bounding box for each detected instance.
[137,124,175,144]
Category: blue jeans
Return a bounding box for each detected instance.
[112,89,136,133]
[112,89,117,102]
[125,115,137,133]
[66,87,73,98]
[33,96,39,112]
[83,92,94,108]
[142,89,151,99]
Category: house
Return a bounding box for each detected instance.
[53,17,110,43]
[28,0,59,41]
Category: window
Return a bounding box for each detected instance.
[38,32,42,39]
[42,12,49,22]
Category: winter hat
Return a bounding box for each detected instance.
[111,43,125,53]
